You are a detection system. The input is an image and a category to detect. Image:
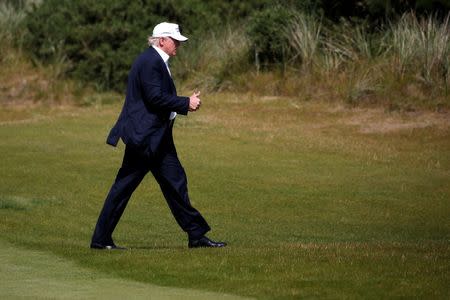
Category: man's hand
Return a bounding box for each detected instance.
[189,91,201,112]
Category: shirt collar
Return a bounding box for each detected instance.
[152,45,170,64]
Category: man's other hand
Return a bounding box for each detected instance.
[189,91,201,112]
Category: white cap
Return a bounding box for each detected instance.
[152,22,188,42]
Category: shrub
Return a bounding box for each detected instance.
[246,6,295,69]
[23,0,286,92]
[23,0,241,92]
[24,0,166,91]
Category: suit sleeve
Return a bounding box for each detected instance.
[139,59,189,115]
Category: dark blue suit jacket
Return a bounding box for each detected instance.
[106,47,189,154]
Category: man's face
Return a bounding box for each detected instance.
[159,37,180,57]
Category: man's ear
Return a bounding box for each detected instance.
[158,37,165,47]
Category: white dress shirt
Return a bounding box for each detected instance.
[152,45,177,120]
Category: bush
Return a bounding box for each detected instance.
[23,0,246,92]
[24,0,154,91]
[246,6,295,68]
[23,0,285,92]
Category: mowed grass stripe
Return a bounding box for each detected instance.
[0,239,250,299]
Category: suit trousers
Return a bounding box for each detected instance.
[91,140,210,245]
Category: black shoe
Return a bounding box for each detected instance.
[188,236,227,248]
[90,243,127,250]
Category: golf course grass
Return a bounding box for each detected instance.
[0,93,449,298]
[0,239,249,299]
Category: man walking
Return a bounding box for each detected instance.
[90,22,226,250]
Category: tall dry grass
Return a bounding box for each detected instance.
[175,24,251,92]
[387,13,450,86]
[286,12,322,70]
[0,2,26,64]
[277,12,450,109]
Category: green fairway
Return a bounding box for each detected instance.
[0,94,449,298]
